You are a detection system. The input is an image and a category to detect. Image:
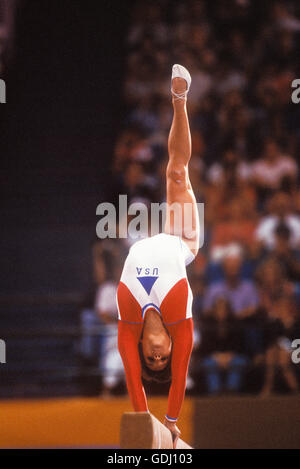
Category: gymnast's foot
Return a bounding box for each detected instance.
[171,64,191,101]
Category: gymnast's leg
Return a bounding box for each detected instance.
[164,65,200,256]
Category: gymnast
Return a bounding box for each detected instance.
[117,64,199,445]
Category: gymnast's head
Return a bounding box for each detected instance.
[138,314,172,383]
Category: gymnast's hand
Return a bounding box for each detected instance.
[164,419,181,448]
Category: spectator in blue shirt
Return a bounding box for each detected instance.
[203,246,259,318]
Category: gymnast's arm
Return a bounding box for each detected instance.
[118,320,148,412]
[165,318,193,422]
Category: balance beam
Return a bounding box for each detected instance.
[120,412,193,449]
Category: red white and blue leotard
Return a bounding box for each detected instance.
[117,233,195,422]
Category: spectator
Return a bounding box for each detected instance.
[209,197,257,256]
[255,191,300,250]
[207,146,252,187]
[261,295,300,396]
[203,246,259,317]
[271,222,300,283]
[251,138,297,194]
[271,1,300,32]
[79,240,106,366]
[256,258,289,314]
[96,257,125,397]
[198,298,247,394]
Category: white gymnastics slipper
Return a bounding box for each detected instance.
[171,64,191,100]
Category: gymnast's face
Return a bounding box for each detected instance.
[142,333,172,371]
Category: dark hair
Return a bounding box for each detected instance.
[138,341,172,384]
[275,221,291,240]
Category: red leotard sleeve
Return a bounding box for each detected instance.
[117,320,148,412]
[165,318,193,421]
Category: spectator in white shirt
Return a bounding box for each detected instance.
[256,191,300,250]
[95,262,125,396]
[252,138,297,191]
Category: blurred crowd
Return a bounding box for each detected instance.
[0,0,17,74]
[81,0,300,396]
